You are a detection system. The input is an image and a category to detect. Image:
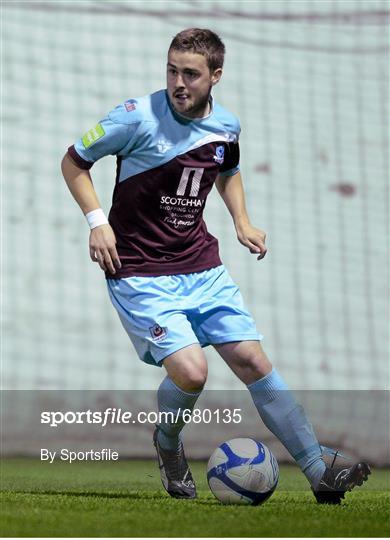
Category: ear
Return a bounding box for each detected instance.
[211,68,223,86]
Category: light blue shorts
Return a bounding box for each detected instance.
[107,265,263,367]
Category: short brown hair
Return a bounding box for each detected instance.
[169,28,225,72]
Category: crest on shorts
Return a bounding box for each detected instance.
[149,324,167,341]
[213,145,225,164]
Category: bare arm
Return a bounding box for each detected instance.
[215,171,267,260]
[61,153,121,274]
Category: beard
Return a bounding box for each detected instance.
[171,88,212,118]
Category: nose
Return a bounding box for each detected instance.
[174,72,185,89]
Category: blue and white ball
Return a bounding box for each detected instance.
[207,438,279,505]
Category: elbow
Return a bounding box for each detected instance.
[61,152,78,183]
[61,152,78,177]
[61,153,67,176]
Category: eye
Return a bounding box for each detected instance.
[168,68,177,75]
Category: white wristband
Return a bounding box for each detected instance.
[85,208,109,230]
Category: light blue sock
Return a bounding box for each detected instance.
[248,368,326,488]
[157,376,201,450]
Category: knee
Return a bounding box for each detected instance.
[163,344,208,393]
[178,366,207,392]
[244,358,271,381]
[169,359,207,392]
[237,349,273,385]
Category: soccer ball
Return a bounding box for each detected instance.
[207,438,279,505]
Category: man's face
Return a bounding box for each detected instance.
[167,50,222,119]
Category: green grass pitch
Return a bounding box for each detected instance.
[1,458,389,537]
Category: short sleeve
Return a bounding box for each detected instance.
[219,142,240,177]
[67,107,138,170]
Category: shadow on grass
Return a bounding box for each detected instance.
[2,489,221,505]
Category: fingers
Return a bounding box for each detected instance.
[109,246,122,270]
[242,238,267,259]
[246,239,262,254]
[89,225,122,274]
[239,230,267,261]
[98,249,110,273]
[250,238,267,260]
[249,243,267,260]
[256,247,267,260]
[90,248,121,274]
[89,246,98,262]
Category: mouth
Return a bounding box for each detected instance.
[174,92,189,105]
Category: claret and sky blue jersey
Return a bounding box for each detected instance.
[68,89,241,278]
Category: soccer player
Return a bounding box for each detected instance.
[62,28,370,504]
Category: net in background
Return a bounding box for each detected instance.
[2,0,388,395]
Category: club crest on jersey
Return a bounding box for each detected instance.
[125,100,137,112]
[149,324,167,341]
[213,145,225,164]
[157,138,174,154]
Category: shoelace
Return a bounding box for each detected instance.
[330,450,339,469]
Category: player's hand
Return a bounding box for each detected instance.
[89,224,122,274]
[236,223,267,260]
